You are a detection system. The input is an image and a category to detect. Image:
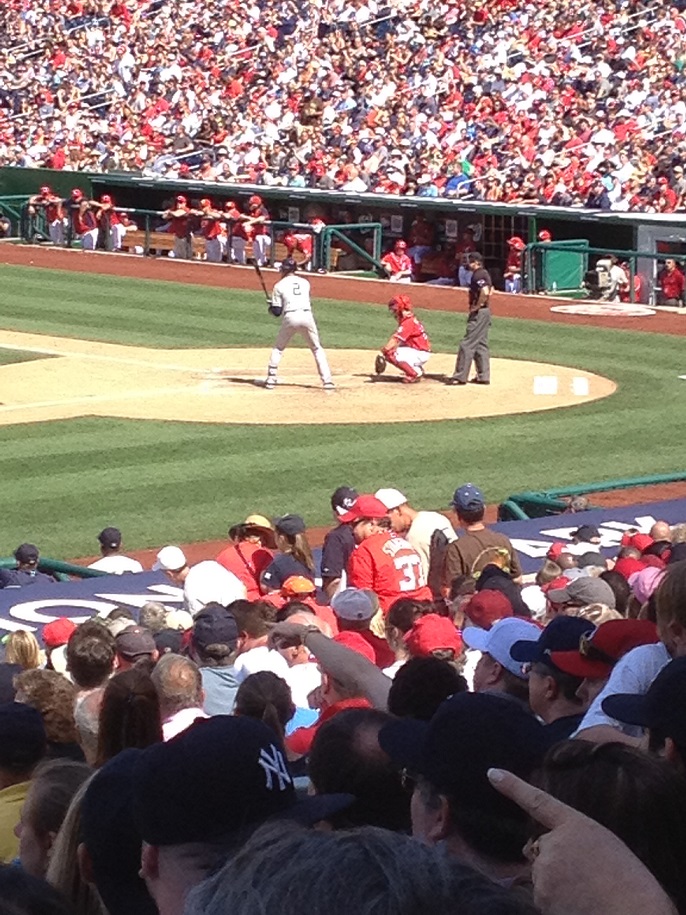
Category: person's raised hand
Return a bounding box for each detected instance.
[267,621,310,650]
[487,768,677,915]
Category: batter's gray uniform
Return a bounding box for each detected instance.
[266,275,334,388]
[453,265,492,383]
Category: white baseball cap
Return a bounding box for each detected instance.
[462,618,542,679]
[153,545,187,572]
[374,488,407,511]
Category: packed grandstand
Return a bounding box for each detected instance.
[1,0,685,211]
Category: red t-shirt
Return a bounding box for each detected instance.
[169,212,190,238]
[347,532,432,612]
[394,315,431,352]
[661,267,685,299]
[285,697,372,757]
[215,542,273,600]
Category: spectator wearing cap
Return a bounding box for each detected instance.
[565,524,602,556]
[341,495,432,612]
[602,656,686,768]
[545,575,617,617]
[260,515,316,594]
[379,692,547,882]
[403,614,464,666]
[115,626,158,671]
[374,488,456,597]
[387,657,467,721]
[441,484,521,596]
[0,703,46,862]
[42,619,77,675]
[550,619,659,707]
[464,617,542,705]
[80,749,158,915]
[0,544,56,589]
[187,603,241,715]
[504,236,525,293]
[331,589,394,669]
[510,616,597,742]
[134,716,351,915]
[320,486,359,600]
[216,514,275,601]
[278,577,338,634]
[151,654,208,741]
[87,527,143,575]
[153,545,246,617]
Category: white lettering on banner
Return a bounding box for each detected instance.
[258,746,292,791]
[10,599,116,628]
[512,515,660,559]
[95,587,183,608]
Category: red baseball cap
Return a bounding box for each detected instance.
[619,532,653,553]
[462,590,513,630]
[333,631,375,663]
[404,614,463,657]
[613,557,647,580]
[339,495,388,524]
[546,542,566,561]
[40,185,51,195]
[550,619,659,679]
[42,617,77,649]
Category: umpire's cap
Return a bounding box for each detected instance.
[280,258,298,274]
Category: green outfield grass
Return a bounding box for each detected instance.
[0,263,683,557]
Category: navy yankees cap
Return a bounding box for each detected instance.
[132,716,351,846]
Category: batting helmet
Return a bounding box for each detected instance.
[388,294,412,314]
[248,195,262,208]
[280,258,298,274]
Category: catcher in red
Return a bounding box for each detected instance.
[376,295,431,384]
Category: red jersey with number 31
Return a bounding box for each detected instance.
[347,532,431,612]
[394,315,431,352]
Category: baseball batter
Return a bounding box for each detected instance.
[265,259,334,391]
[378,294,431,383]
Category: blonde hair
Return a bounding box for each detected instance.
[277,531,314,573]
[567,603,623,625]
[46,777,107,915]
[5,630,42,670]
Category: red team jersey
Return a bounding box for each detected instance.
[382,252,412,274]
[394,315,431,351]
[347,532,432,612]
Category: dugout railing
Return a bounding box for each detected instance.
[0,556,107,582]
[498,472,686,521]
[525,241,686,305]
[9,195,384,273]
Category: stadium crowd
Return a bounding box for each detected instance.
[1,0,686,212]
[0,484,685,913]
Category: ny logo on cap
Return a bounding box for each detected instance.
[258,745,292,792]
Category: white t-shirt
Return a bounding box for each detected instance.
[574,642,670,736]
[88,555,143,575]
[406,511,456,577]
[183,561,246,616]
[282,662,322,708]
[272,274,312,314]
[234,645,290,683]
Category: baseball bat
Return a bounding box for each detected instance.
[253,261,271,303]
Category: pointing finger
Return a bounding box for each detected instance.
[487,768,578,830]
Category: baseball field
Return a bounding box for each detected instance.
[1,246,685,558]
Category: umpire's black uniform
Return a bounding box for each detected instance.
[448,255,492,385]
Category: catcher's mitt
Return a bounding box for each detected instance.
[374,354,387,375]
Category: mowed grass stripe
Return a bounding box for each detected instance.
[0,263,684,554]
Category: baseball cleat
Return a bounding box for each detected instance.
[264,378,276,390]
[323,381,336,391]
[469,378,490,385]
[402,375,421,384]
[445,376,467,385]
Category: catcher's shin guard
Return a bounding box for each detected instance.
[384,350,419,380]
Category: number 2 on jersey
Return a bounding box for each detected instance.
[292,282,301,295]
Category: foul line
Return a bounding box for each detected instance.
[0,339,224,375]
[0,385,210,414]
